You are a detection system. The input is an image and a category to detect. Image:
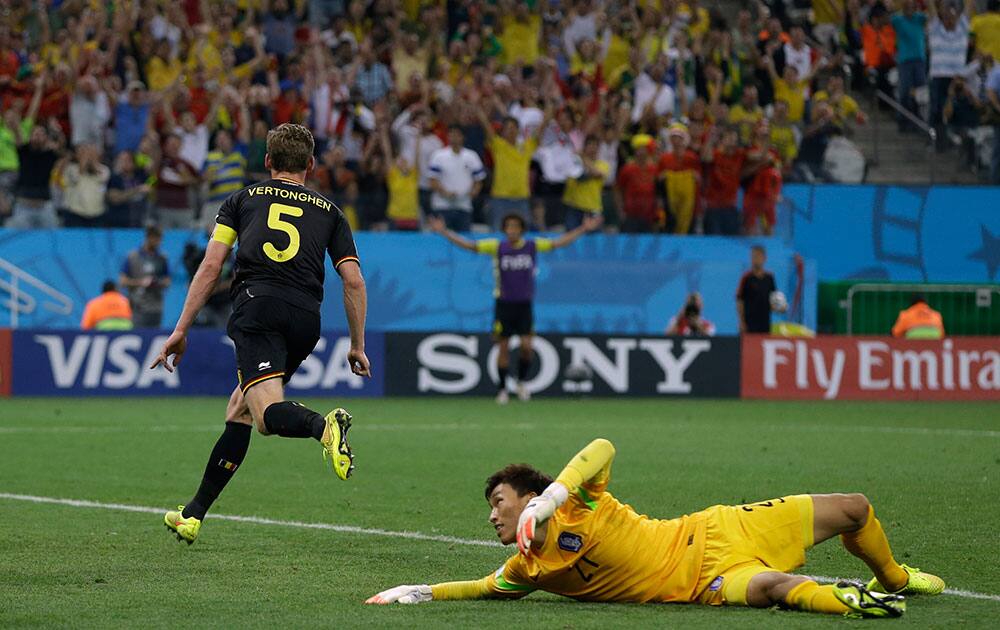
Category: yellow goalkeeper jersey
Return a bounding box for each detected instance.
[487,480,708,602]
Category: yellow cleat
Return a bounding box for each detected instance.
[164,506,201,545]
[867,564,945,595]
[321,408,354,480]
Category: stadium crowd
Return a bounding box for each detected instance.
[1,0,998,235]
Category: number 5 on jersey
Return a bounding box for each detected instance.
[264,202,303,262]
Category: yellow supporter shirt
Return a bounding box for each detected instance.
[770,124,799,164]
[812,0,844,25]
[489,136,537,200]
[972,13,1000,62]
[562,161,609,213]
[500,15,541,66]
[603,34,631,81]
[773,79,808,123]
[146,56,182,91]
[813,90,859,125]
[386,166,419,222]
[431,439,709,603]
[728,105,764,145]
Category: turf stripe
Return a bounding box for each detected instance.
[1,492,998,604]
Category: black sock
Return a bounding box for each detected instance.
[263,400,326,440]
[183,422,252,520]
[498,365,509,391]
[517,356,532,381]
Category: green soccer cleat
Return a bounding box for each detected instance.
[321,408,355,480]
[866,564,945,595]
[833,581,906,618]
[164,506,201,545]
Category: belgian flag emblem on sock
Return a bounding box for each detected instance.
[218,459,239,472]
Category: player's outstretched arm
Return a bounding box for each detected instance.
[338,260,371,377]
[516,438,616,555]
[150,236,231,372]
[366,575,528,604]
[549,213,604,250]
[427,215,478,252]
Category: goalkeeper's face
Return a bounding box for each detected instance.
[488,484,535,545]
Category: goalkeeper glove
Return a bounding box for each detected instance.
[516,481,569,556]
[365,584,433,605]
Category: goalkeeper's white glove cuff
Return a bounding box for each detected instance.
[542,481,569,507]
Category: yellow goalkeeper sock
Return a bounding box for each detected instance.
[840,505,909,592]
[785,580,850,614]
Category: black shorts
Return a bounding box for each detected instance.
[493,300,533,338]
[227,292,321,393]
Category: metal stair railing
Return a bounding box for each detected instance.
[0,257,74,328]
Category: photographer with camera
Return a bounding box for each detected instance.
[665,292,715,337]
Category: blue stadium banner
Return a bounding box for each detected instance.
[384,332,741,397]
[10,329,384,397]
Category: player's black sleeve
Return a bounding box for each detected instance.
[328,210,360,270]
[215,190,242,231]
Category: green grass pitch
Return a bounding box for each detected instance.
[1,397,998,628]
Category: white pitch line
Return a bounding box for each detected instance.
[770,425,1000,439]
[807,576,1000,603]
[0,492,502,548]
[1,492,998,604]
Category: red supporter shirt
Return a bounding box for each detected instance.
[616,161,660,222]
[745,147,783,201]
[704,148,745,209]
[658,149,701,173]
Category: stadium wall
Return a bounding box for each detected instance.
[782,184,1000,283]
[0,230,814,335]
[4,329,997,400]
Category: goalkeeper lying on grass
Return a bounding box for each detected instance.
[366,439,944,618]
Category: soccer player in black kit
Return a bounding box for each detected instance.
[151,124,370,544]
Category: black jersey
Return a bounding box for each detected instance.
[216,177,359,311]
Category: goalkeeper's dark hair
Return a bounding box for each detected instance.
[485,464,553,500]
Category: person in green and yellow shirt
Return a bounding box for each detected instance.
[563,136,609,230]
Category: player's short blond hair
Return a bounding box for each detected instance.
[266,123,315,173]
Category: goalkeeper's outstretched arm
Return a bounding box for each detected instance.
[366,575,531,604]
[516,438,616,555]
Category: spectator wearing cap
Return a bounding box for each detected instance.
[58,142,110,227]
[891,0,929,131]
[120,225,171,329]
[700,125,745,235]
[615,135,661,233]
[658,123,701,235]
[562,135,609,230]
[428,125,486,232]
[928,0,974,150]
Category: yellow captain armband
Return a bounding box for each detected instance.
[212,223,237,246]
